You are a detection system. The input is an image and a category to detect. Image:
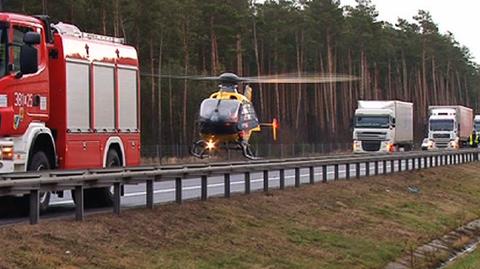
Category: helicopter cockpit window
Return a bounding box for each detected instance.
[199,98,241,122]
[219,84,238,93]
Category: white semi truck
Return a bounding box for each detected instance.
[424,106,473,150]
[353,101,414,153]
[474,115,480,133]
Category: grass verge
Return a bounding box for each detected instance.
[2,164,480,268]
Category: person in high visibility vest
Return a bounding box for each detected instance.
[470,130,478,147]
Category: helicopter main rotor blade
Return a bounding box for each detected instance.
[140,73,221,81]
[243,73,359,84]
[141,72,358,84]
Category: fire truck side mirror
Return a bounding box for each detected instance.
[23,32,41,45]
[16,32,41,77]
[19,45,38,76]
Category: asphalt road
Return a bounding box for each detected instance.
[51,158,428,207]
[0,156,442,225]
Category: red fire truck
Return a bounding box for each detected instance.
[0,13,140,210]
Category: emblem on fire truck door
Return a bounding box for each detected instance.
[13,107,25,130]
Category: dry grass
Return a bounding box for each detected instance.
[2,164,480,268]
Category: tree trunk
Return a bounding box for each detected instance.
[236,33,243,76]
[252,16,264,117]
[182,19,190,145]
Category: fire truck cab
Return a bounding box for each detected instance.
[0,13,140,209]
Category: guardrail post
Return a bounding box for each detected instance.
[334,164,339,180]
[383,160,387,174]
[310,166,315,184]
[29,189,40,225]
[374,161,379,175]
[429,156,433,167]
[201,175,208,201]
[175,177,182,204]
[224,174,231,198]
[406,158,410,170]
[279,169,285,190]
[263,170,269,192]
[113,182,121,215]
[450,154,453,165]
[390,160,395,173]
[435,155,439,166]
[295,168,301,187]
[245,172,251,194]
[365,162,370,177]
[356,163,360,178]
[346,163,350,179]
[146,180,154,208]
[75,186,84,221]
[322,165,328,182]
[398,159,402,172]
[422,157,426,169]
[412,158,416,170]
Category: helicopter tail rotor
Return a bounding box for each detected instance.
[260,118,280,141]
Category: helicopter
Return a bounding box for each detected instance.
[156,72,356,159]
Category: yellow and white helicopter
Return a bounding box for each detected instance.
[168,72,356,159]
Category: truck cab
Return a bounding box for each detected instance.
[353,108,395,152]
[427,109,458,149]
[353,100,413,153]
[474,115,480,133]
[425,106,473,150]
[0,13,51,173]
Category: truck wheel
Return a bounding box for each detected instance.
[83,149,120,208]
[27,151,51,212]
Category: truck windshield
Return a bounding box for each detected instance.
[475,121,480,132]
[355,116,390,128]
[430,119,454,131]
[0,25,6,77]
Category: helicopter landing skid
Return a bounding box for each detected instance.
[239,141,260,160]
[190,140,209,159]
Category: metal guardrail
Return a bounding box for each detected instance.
[1,149,479,225]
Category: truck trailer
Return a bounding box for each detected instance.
[0,13,140,210]
[424,106,473,149]
[353,100,413,153]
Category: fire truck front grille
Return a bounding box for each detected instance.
[361,141,381,151]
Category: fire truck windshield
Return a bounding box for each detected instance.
[0,25,6,77]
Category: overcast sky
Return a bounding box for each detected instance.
[339,0,480,63]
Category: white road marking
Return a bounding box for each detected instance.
[49,166,389,205]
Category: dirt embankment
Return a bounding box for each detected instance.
[2,164,480,269]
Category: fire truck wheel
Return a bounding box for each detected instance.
[83,149,121,208]
[25,151,51,212]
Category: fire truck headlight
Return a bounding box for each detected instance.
[1,145,14,160]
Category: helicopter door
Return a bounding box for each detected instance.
[238,103,259,131]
